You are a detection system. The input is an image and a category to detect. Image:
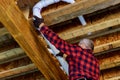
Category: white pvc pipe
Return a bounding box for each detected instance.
[41,33,69,75]
[33,0,76,75]
[78,15,87,26]
[33,0,75,18]
[33,0,60,18]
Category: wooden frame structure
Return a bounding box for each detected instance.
[0,0,67,80]
[0,0,120,80]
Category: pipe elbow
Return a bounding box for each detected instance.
[33,1,43,18]
[33,0,61,18]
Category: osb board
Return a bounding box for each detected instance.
[0,57,32,72]
[7,71,45,80]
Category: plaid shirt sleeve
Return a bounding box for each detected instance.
[40,26,82,56]
[40,26,100,80]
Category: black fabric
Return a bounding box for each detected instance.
[33,16,44,28]
[56,52,64,57]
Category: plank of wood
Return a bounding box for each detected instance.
[0,57,120,79]
[1,14,120,43]
[102,66,120,80]
[0,27,9,37]
[0,39,119,65]
[0,48,26,64]
[99,50,120,70]
[70,27,120,44]
[94,40,120,53]
[0,0,67,80]
[1,69,39,80]
[106,76,120,80]
[59,17,120,41]
[100,58,120,71]
[42,0,120,26]
[0,64,37,79]
[95,47,120,56]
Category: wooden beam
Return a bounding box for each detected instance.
[0,48,26,64]
[0,30,119,65]
[1,69,39,80]
[1,14,120,43]
[102,66,120,80]
[70,26,120,44]
[99,51,120,70]
[100,58,120,71]
[0,40,119,64]
[94,40,120,53]
[86,27,120,40]
[0,27,9,37]
[42,0,120,26]
[95,47,120,56]
[106,76,120,80]
[0,64,37,79]
[1,56,120,79]
[59,17,120,41]
[0,1,67,80]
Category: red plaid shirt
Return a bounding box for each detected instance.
[40,26,100,80]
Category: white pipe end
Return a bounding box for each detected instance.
[62,0,75,4]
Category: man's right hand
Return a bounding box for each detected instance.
[33,16,44,29]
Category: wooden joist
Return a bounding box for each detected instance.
[100,58,120,71]
[94,40,120,53]
[0,0,67,80]
[0,64,37,79]
[42,0,120,26]
[1,52,120,79]
[1,18,120,44]
[0,38,120,65]
[59,17,120,41]
[102,66,120,80]
[0,48,26,64]
[95,47,120,56]
[0,27,9,37]
[99,51,120,70]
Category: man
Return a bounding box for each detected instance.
[33,0,100,80]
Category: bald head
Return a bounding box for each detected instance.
[78,38,94,51]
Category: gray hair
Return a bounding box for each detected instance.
[79,38,94,50]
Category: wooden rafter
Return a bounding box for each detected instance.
[1,50,120,79]
[0,48,26,64]
[0,64,37,79]
[0,27,8,37]
[1,19,120,44]
[58,17,120,41]
[42,0,120,26]
[94,40,120,53]
[0,0,67,80]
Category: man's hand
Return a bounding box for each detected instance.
[33,16,44,29]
